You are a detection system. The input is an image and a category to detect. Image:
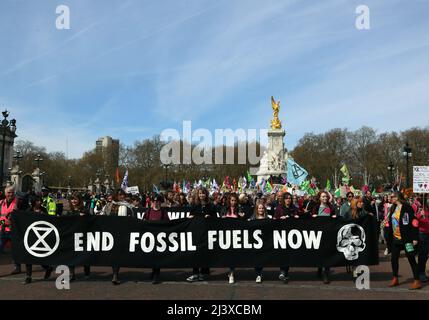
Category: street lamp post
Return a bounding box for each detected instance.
[13,150,23,165]
[403,142,412,189]
[34,153,43,169]
[0,110,17,188]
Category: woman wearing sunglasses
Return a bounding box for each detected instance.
[387,192,420,290]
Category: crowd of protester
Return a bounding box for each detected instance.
[0,183,428,289]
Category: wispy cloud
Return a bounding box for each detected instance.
[0,0,428,158]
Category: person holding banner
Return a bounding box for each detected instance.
[0,185,22,275]
[221,193,244,284]
[24,195,54,284]
[178,193,189,207]
[129,195,144,218]
[238,193,253,220]
[273,192,298,282]
[186,187,217,283]
[274,192,298,219]
[163,191,179,207]
[387,191,421,290]
[303,195,317,218]
[272,191,284,211]
[144,194,170,284]
[214,193,228,216]
[312,191,336,284]
[63,192,91,282]
[249,200,270,283]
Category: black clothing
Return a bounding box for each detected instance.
[303,199,316,216]
[191,203,217,218]
[391,239,419,280]
[238,203,253,220]
[63,208,89,216]
[363,196,376,215]
[386,203,419,244]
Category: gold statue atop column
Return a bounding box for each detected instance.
[270,96,282,129]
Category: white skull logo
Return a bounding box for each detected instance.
[336,224,366,261]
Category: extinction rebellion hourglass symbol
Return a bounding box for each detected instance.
[24,221,60,258]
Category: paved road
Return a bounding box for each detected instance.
[1,248,428,300]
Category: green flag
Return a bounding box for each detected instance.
[301,180,310,191]
[205,178,211,188]
[326,179,331,192]
[308,188,316,196]
[334,188,341,197]
[238,177,243,193]
[340,164,350,185]
[247,170,253,183]
[265,181,273,193]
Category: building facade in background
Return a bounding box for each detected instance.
[96,136,120,177]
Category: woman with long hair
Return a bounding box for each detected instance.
[350,197,370,220]
[344,197,370,275]
[64,192,91,282]
[186,187,217,282]
[249,200,270,283]
[387,191,421,289]
[273,192,297,282]
[221,193,243,284]
[311,191,336,284]
[178,193,189,207]
[274,192,298,219]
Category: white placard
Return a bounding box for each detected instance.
[126,186,140,195]
[413,166,429,193]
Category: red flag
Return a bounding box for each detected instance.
[223,176,231,190]
[115,167,120,184]
[233,178,237,192]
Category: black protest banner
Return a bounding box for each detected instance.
[11,212,379,268]
[134,207,193,220]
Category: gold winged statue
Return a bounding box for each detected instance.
[270,96,282,129]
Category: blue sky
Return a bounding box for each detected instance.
[1,0,428,159]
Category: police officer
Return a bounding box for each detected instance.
[41,187,57,216]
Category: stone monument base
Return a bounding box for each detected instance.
[256,128,288,184]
